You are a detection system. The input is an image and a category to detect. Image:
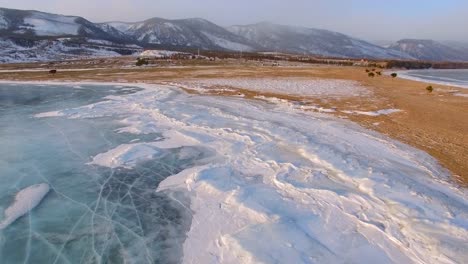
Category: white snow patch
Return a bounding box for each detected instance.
[34,110,64,118]
[90,143,159,169]
[90,130,199,168]
[140,49,188,58]
[152,130,200,149]
[342,109,402,116]
[178,78,368,98]
[0,184,50,229]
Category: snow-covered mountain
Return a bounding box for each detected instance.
[100,18,258,51]
[0,8,141,62]
[388,39,468,62]
[0,8,131,42]
[228,22,413,59]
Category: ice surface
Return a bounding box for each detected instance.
[1,83,198,263]
[397,69,468,89]
[0,184,50,229]
[37,83,468,264]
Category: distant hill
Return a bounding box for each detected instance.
[228,22,413,60]
[100,18,258,51]
[0,7,141,62]
[0,8,131,42]
[388,39,468,62]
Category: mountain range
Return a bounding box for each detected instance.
[1,7,467,63]
[389,39,468,62]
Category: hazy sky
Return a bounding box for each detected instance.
[1,0,467,42]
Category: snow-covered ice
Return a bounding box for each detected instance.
[0,184,50,229]
[36,83,468,264]
[90,143,161,169]
[397,69,468,89]
[90,131,200,168]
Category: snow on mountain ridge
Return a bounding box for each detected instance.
[99,17,258,51]
[24,12,80,36]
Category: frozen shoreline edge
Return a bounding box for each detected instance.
[396,70,468,89]
[5,79,456,185]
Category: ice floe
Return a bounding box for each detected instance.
[0,184,50,229]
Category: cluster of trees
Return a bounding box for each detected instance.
[386,60,468,70]
[386,60,432,69]
[366,68,383,77]
[135,57,149,66]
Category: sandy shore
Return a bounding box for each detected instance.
[0,59,467,185]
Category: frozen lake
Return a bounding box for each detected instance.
[0,84,195,263]
[0,82,467,263]
[399,69,468,88]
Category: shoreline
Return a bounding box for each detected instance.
[396,69,468,89]
[0,61,467,186]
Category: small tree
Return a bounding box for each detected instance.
[136,57,149,66]
[376,71,382,76]
[368,72,375,78]
[391,73,398,78]
[365,69,370,73]
[426,85,434,93]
